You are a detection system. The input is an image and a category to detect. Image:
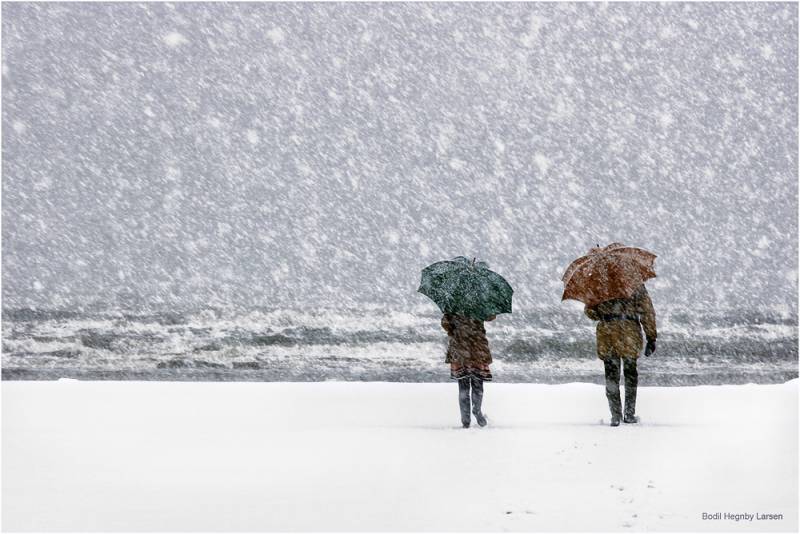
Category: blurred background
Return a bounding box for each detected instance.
[2,3,797,383]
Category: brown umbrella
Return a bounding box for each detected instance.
[561,243,656,307]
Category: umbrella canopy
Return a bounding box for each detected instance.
[418,256,513,321]
[561,243,656,307]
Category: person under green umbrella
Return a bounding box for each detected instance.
[418,257,513,428]
[441,312,495,428]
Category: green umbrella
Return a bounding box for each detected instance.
[418,256,513,321]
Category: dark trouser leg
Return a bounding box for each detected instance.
[604,358,622,420]
[458,378,471,426]
[470,376,487,426]
[623,358,638,418]
[470,376,484,416]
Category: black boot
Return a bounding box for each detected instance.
[604,358,623,427]
[623,358,639,424]
[470,376,487,427]
[458,378,471,428]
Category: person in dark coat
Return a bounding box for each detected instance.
[441,313,495,428]
[584,285,657,426]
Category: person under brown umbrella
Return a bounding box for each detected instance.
[562,243,658,426]
[441,313,495,428]
[584,285,657,425]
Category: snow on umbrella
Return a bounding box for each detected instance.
[418,256,513,321]
[561,243,657,307]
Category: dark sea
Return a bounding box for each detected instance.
[2,305,797,385]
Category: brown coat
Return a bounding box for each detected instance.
[441,314,493,366]
[584,286,657,360]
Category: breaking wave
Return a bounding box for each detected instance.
[2,305,797,385]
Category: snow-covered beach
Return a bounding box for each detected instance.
[3,380,797,531]
[2,2,798,532]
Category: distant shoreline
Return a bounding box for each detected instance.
[3,305,796,385]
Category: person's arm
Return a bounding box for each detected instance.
[636,288,657,341]
[584,305,599,321]
[441,314,454,334]
[636,288,657,355]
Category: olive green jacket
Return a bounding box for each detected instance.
[584,286,657,359]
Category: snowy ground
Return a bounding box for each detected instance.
[2,380,797,532]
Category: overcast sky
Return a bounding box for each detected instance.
[2,2,797,312]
